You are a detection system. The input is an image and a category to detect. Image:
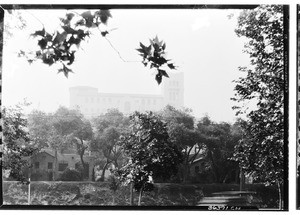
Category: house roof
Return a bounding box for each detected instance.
[37,150,55,158]
[39,148,96,161]
[191,154,206,164]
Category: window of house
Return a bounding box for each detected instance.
[34,162,40,169]
[48,162,53,169]
[58,163,68,171]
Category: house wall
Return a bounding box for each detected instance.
[31,152,55,181]
[31,152,96,181]
[190,160,205,177]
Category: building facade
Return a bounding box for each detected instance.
[69,72,184,117]
[29,149,96,181]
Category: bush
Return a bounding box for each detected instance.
[59,168,83,181]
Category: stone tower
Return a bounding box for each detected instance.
[161,72,184,109]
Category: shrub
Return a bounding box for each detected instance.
[59,168,83,181]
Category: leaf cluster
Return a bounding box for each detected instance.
[19,10,112,77]
[137,36,176,84]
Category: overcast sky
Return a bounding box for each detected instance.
[3,8,252,123]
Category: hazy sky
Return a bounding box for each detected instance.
[3,8,252,123]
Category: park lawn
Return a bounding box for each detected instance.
[2,181,278,207]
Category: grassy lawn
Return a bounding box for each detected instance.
[2,181,278,207]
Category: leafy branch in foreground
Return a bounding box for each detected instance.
[137,36,177,84]
[18,9,112,77]
[17,9,176,83]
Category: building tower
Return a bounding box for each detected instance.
[69,86,98,116]
[161,72,184,109]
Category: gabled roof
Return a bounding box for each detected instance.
[191,153,206,164]
[36,148,96,161]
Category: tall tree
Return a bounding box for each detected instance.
[116,111,183,205]
[27,109,71,180]
[2,103,37,183]
[27,110,53,149]
[196,116,241,183]
[51,107,93,178]
[91,109,129,181]
[231,5,284,209]
[159,105,202,182]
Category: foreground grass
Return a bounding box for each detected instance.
[2,181,278,207]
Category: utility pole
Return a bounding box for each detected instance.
[28,177,31,205]
[28,160,32,205]
[130,182,134,205]
[239,167,245,191]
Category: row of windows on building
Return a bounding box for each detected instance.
[169,91,180,101]
[82,97,160,106]
[169,81,180,87]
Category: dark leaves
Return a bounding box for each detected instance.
[155,73,162,85]
[58,64,73,78]
[158,69,169,78]
[81,11,95,28]
[38,39,47,49]
[167,63,176,70]
[98,10,112,25]
[31,28,46,37]
[137,36,176,85]
[24,10,113,77]
[101,31,109,37]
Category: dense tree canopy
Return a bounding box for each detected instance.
[159,105,201,182]
[231,5,284,208]
[52,107,93,173]
[2,103,37,183]
[116,111,183,205]
[91,109,129,180]
[196,116,241,183]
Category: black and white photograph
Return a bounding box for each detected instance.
[1,4,288,210]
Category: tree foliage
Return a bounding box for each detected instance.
[196,116,241,183]
[27,110,53,149]
[91,109,129,180]
[2,104,37,183]
[159,105,201,182]
[115,111,182,204]
[52,107,93,170]
[231,5,284,189]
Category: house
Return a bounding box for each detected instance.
[190,155,207,177]
[29,149,96,181]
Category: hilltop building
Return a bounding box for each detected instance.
[69,72,184,117]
